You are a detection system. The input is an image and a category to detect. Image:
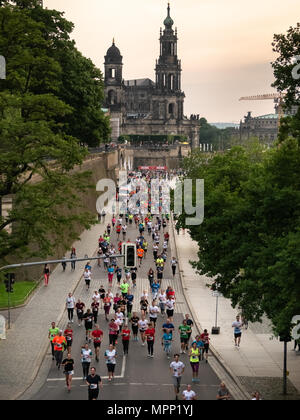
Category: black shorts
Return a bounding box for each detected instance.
[88,389,99,400]
[234,332,242,339]
[166,309,174,317]
[94,342,101,348]
[107,363,116,373]
[204,343,209,353]
[66,339,73,347]
[180,337,188,344]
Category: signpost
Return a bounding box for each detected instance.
[211,290,223,335]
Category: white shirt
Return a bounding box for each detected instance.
[81,348,92,363]
[105,349,116,364]
[115,318,123,330]
[83,271,91,280]
[149,306,159,318]
[92,293,101,303]
[166,299,175,310]
[183,390,196,400]
[138,319,148,331]
[170,361,185,377]
[66,296,75,309]
[158,293,167,304]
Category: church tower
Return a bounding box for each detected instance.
[104,40,124,111]
[154,3,185,121]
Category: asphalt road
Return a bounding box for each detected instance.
[31,216,221,401]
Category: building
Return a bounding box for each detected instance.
[103,3,200,149]
[240,105,298,144]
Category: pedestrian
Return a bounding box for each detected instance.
[64,323,73,354]
[158,290,167,316]
[251,391,262,400]
[149,300,159,327]
[108,264,114,285]
[148,268,155,287]
[66,293,76,323]
[138,315,148,346]
[103,293,112,322]
[182,385,196,400]
[184,314,194,349]
[145,321,156,358]
[82,309,94,342]
[104,344,117,381]
[162,318,175,338]
[99,286,106,309]
[62,353,75,393]
[115,266,122,285]
[83,267,92,291]
[86,367,103,400]
[188,341,201,382]
[91,298,100,325]
[108,318,119,346]
[121,324,131,355]
[140,296,149,316]
[91,324,103,362]
[70,248,76,271]
[61,257,67,272]
[81,343,93,380]
[151,279,160,301]
[170,354,185,400]
[130,267,137,288]
[120,279,130,299]
[165,297,175,321]
[179,320,192,354]
[171,257,178,277]
[216,382,231,400]
[43,264,50,287]
[48,322,60,361]
[52,330,67,370]
[137,247,144,267]
[75,299,85,327]
[162,328,173,359]
[232,315,243,347]
[125,290,134,318]
[200,329,210,363]
[130,312,140,341]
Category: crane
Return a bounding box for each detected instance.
[239,92,286,128]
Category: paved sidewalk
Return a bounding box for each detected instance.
[173,227,300,400]
[0,222,105,401]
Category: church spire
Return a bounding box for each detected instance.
[164,2,174,29]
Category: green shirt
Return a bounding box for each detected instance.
[179,325,191,339]
[49,327,60,342]
[120,283,129,294]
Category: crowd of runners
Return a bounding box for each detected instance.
[47,170,226,401]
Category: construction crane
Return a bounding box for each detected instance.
[239,92,286,128]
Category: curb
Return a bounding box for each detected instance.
[170,214,251,401]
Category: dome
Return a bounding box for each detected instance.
[105,41,122,64]
[164,3,174,28]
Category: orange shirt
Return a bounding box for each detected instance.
[137,248,144,258]
[52,335,66,352]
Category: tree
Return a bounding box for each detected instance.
[177,139,300,337]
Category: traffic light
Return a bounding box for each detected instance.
[124,243,137,268]
[4,273,15,293]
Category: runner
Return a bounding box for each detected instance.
[158,289,167,316]
[165,297,175,321]
[120,279,130,299]
[104,344,117,381]
[184,314,194,351]
[162,318,175,337]
[138,315,148,346]
[62,353,75,393]
[82,309,94,343]
[200,329,210,363]
[137,246,144,267]
[65,293,76,323]
[125,290,134,318]
[64,323,73,354]
[70,248,76,271]
[91,298,100,325]
[151,279,160,301]
[83,267,92,291]
[179,320,192,354]
[148,268,155,287]
[216,382,231,400]
[232,315,243,347]
[91,324,103,362]
[149,300,159,327]
[103,293,112,322]
[108,318,119,346]
[107,264,114,286]
[115,266,122,285]
[130,267,137,288]
[171,257,178,277]
[145,321,156,358]
[170,354,185,400]
[162,328,173,359]
[75,299,85,327]
[188,341,201,383]
[130,312,140,341]
[99,286,106,309]
[43,264,50,287]
[140,295,149,316]
[121,323,131,355]
[182,385,197,401]
[48,322,60,361]
[86,367,103,400]
[81,343,93,380]
[52,330,67,370]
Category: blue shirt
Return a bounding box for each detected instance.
[151,283,160,293]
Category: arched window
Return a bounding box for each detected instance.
[168,103,175,115]
[108,90,116,105]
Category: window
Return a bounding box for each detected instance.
[109,68,116,78]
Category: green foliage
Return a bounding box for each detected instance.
[177,140,300,336]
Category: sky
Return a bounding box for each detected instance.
[45,0,300,123]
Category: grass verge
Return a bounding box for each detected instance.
[0,281,37,309]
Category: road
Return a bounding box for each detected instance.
[31,215,221,400]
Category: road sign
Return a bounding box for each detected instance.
[212,291,223,297]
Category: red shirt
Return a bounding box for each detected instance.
[145,328,155,342]
[200,333,210,344]
[166,290,175,299]
[92,329,103,343]
[64,329,73,341]
[121,328,131,341]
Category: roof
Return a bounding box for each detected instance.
[125,78,155,87]
[105,42,122,64]
[255,114,279,120]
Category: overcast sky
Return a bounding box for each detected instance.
[45,0,300,123]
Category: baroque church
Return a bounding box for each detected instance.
[103,4,200,149]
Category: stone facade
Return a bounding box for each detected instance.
[103,4,200,149]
